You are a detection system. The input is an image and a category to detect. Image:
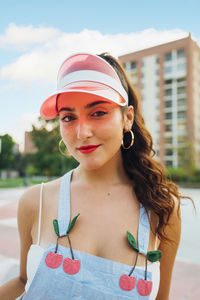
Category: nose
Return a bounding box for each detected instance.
[76,119,93,140]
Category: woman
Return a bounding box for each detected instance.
[0,52,183,299]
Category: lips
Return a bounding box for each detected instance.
[78,145,100,150]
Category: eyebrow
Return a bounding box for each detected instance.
[58,100,112,112]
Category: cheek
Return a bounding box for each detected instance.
[59,123,74,144]
[98,114,124,142]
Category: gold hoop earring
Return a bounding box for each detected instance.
[121,130,134,150]
[59,139,71,157]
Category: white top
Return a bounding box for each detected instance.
[25,183,160,299]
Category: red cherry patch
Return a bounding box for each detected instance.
[63,257,81,275]
[137,278,152,296]
[45,251,63,269]
[119,274,136,291]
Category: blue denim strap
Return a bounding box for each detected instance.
[138,204,150,255]
[58,169,74,236]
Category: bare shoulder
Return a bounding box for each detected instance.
[17,184,41,227]
[17,177,62,227]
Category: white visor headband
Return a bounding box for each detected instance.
[58,70,128,104]
[40,53,129,120]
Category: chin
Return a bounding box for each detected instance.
[81,162,104,171]
[79,157,108,171]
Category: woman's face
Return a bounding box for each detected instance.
[58,92,131,170]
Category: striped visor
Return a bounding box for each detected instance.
[40,53,128,120]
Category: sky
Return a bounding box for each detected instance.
[1,0,200,151]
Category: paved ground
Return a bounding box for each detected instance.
[0,187,200,299]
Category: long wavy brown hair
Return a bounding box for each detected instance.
[99,52,192,242]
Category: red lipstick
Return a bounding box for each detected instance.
[77,144,100,154]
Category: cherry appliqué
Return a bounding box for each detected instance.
[45,220,63,268]
[119,231,162,297]
[45,214,81,275]
[63,216,81,275]
[119,232,139,291]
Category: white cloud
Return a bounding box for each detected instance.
[0,23,60,51]
[0,24,189,84]
[0,50,59,82]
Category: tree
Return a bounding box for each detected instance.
[0,134,15,170]
[13,152,33,177]
[177,139,195,176]
[30,117,78,176]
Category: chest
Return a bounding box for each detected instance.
[34,183,155,266]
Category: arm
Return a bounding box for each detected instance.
[0,185,40,300]
[156,197,181,300]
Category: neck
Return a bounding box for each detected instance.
[73,151,131,187]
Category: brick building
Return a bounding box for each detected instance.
[119,34,200,168]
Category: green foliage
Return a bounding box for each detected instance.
[30,117,79,176]
[0,177,24,188]
[0,134,15,169]
[167,167,200,183]
[166,167,188,182]
[177,140,195,170]
[26,164,38,176]
[13,152,34,176]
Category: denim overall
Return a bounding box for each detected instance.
[17,168,154,300]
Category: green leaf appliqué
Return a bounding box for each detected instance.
[147,250,162,262]
[127,231,139,252]
[53,219,60,236]
[67,213,80,234]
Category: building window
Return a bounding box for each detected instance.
[165,52,172,61]
[165,149,173,156]
[131,61,137,69]
[165,79,172,85]
[178,98,186,107]
[165,124,172,132]
[177,49,185,58]
[165,112,172,120]
[165,89,172,96]
[165,100,172,108]
[165,136,173,144]
[165,66,172,73]
[177,86,185,94]
[178,111,186,119]
[177,77,185,83]
[178,121,186,130]
[178,136,186,143]
[155,69,160,75]
[177,63,186,72]
[166,160,173,167]
[156,57,159,64]
[130,72,137,77]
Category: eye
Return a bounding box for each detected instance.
[92,111,107,117]
[61,115,75,122]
